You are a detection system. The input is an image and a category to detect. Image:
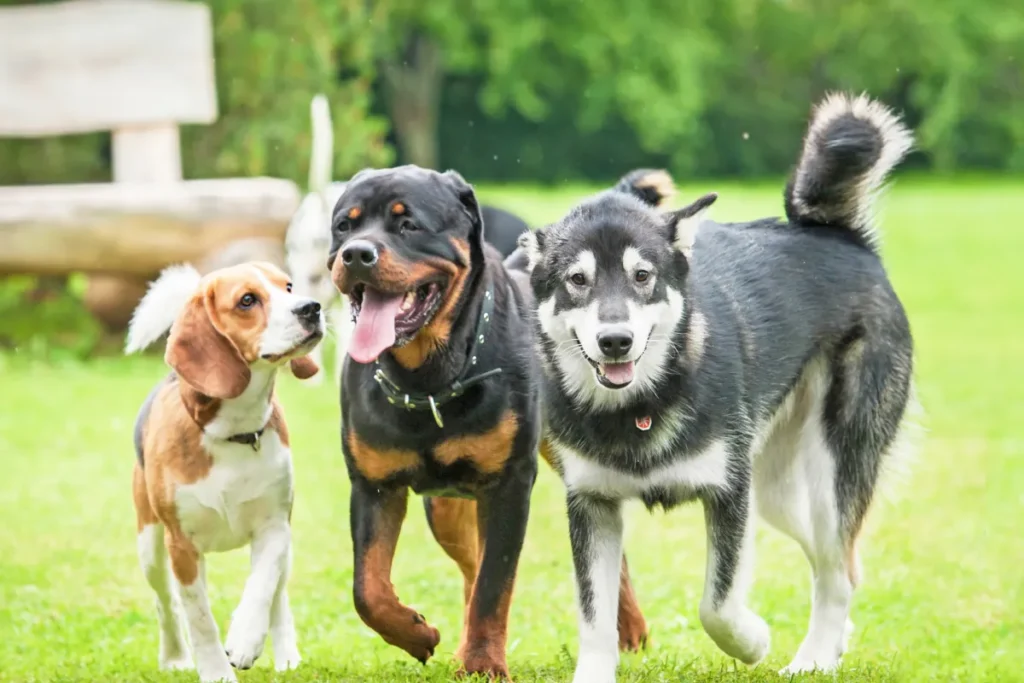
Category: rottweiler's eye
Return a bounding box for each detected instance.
[635,270,650,283]
[400,219,420,233]
[569,273,587,287]
[238,293,258,309]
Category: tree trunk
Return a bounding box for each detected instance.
[383,33,442,170]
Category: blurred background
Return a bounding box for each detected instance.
[1,0,1022,358]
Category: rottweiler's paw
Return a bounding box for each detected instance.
[396,620,441,664]
[618,617,650,652]
[459,655,511,681]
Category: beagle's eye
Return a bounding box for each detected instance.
[238,293,258,309]
[635,270,650,283]
[286,282,293,293]
[569,273,587,287]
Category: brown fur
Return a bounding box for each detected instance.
[459,576,515,679]
[348,206,362,219]
[392,202,406,215]
[392,238,472,370]
[434,409,519,475]
[133,262,313,586]
[347,430,420,481]
[354,491,441,661]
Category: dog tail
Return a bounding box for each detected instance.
[308,94,334,194]
[613,169,677,208]
[785,93,912,249]
[124,264,202,354]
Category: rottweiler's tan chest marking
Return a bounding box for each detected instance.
[433,410,519,475]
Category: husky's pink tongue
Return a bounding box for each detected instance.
[349,288,404,364]
[601,361,635,385]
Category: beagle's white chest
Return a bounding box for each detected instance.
[174,430,294,554]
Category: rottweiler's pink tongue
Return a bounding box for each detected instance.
[601,361,635,385]
[349,288,404,364]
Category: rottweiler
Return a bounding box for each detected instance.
[327,165,651,678]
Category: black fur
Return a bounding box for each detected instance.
[329,165,541,671]
[515,95,916,675]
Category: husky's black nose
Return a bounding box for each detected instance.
[341,239,379,276]
[597,327,633,359]
[294,300,322,324]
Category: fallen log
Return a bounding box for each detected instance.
[0,178,300,277]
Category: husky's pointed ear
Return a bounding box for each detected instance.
[517,228,546,272]
[666,192,717,258]
[442,169,484,246]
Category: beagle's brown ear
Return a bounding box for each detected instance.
[166,294,251,399]
[289,355,320,380]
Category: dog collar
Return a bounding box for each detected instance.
[225,429,265,451]
[373,282,502,429]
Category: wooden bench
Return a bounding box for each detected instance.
[0,0,299,328]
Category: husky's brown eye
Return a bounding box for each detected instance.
[238,293,257,309]
[570,273,587,287]
[635,270,650,283]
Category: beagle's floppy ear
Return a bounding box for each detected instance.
[289,355,320,380]
[165,293,251,399]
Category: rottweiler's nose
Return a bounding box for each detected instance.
[341,239,379,275]
[597,327,633,359]
[294,300,322,323]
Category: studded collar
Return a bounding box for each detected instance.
[372,282,502,428]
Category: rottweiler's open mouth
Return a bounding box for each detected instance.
[347,280,446,364]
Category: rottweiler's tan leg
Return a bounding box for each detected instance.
[539,439,649,652]
[424,496,483,658]
[351,484,441,662]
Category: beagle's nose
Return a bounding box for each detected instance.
[340,239,379,276]
[294,300,322,323]
[597,326,633,359]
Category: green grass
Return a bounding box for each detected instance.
[1,178,1022,682]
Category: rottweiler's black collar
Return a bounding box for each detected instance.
[225,429,265,451]
[373,283,502,428]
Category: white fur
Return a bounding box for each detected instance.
[672,206,712,258]
[308,94,333,194]
[178,560,236,682]
[173,369,301,675]
[125,264,202,354]
[620,247,649,276]
[136,524,192,671]
[557,438,730,499]
[571,499,624,683]
[285,91,351,385]
[791,93,913,247]
[251,266,324,359]
[518,230,543,272]
[566,250,596,285]
[537,286,684,412]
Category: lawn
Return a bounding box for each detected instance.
[1,178,1022,682]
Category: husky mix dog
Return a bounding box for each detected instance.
[517,93,917,682]
[285,94,352,385]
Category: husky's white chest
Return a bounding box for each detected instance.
[175,431,294,554]
[555,438,730,501]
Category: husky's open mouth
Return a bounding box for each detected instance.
[574,334,636,389]
[347,280,446,363]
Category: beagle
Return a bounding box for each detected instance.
[125,262,324,682]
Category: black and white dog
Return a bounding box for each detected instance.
[517,94,917,681]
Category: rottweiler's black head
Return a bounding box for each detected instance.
[327,165,485,367]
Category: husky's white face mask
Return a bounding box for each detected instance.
[521,191,716,409]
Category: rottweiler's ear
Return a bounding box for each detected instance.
[517,228,546,273]
[442,170,484,244]
[666,192,717,258]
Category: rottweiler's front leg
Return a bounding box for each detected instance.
[458,453,537,679]
[350,480,441,662]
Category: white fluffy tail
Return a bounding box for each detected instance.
[308,94,334,194]
[124,264,202,354]
[785,93,913,250]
